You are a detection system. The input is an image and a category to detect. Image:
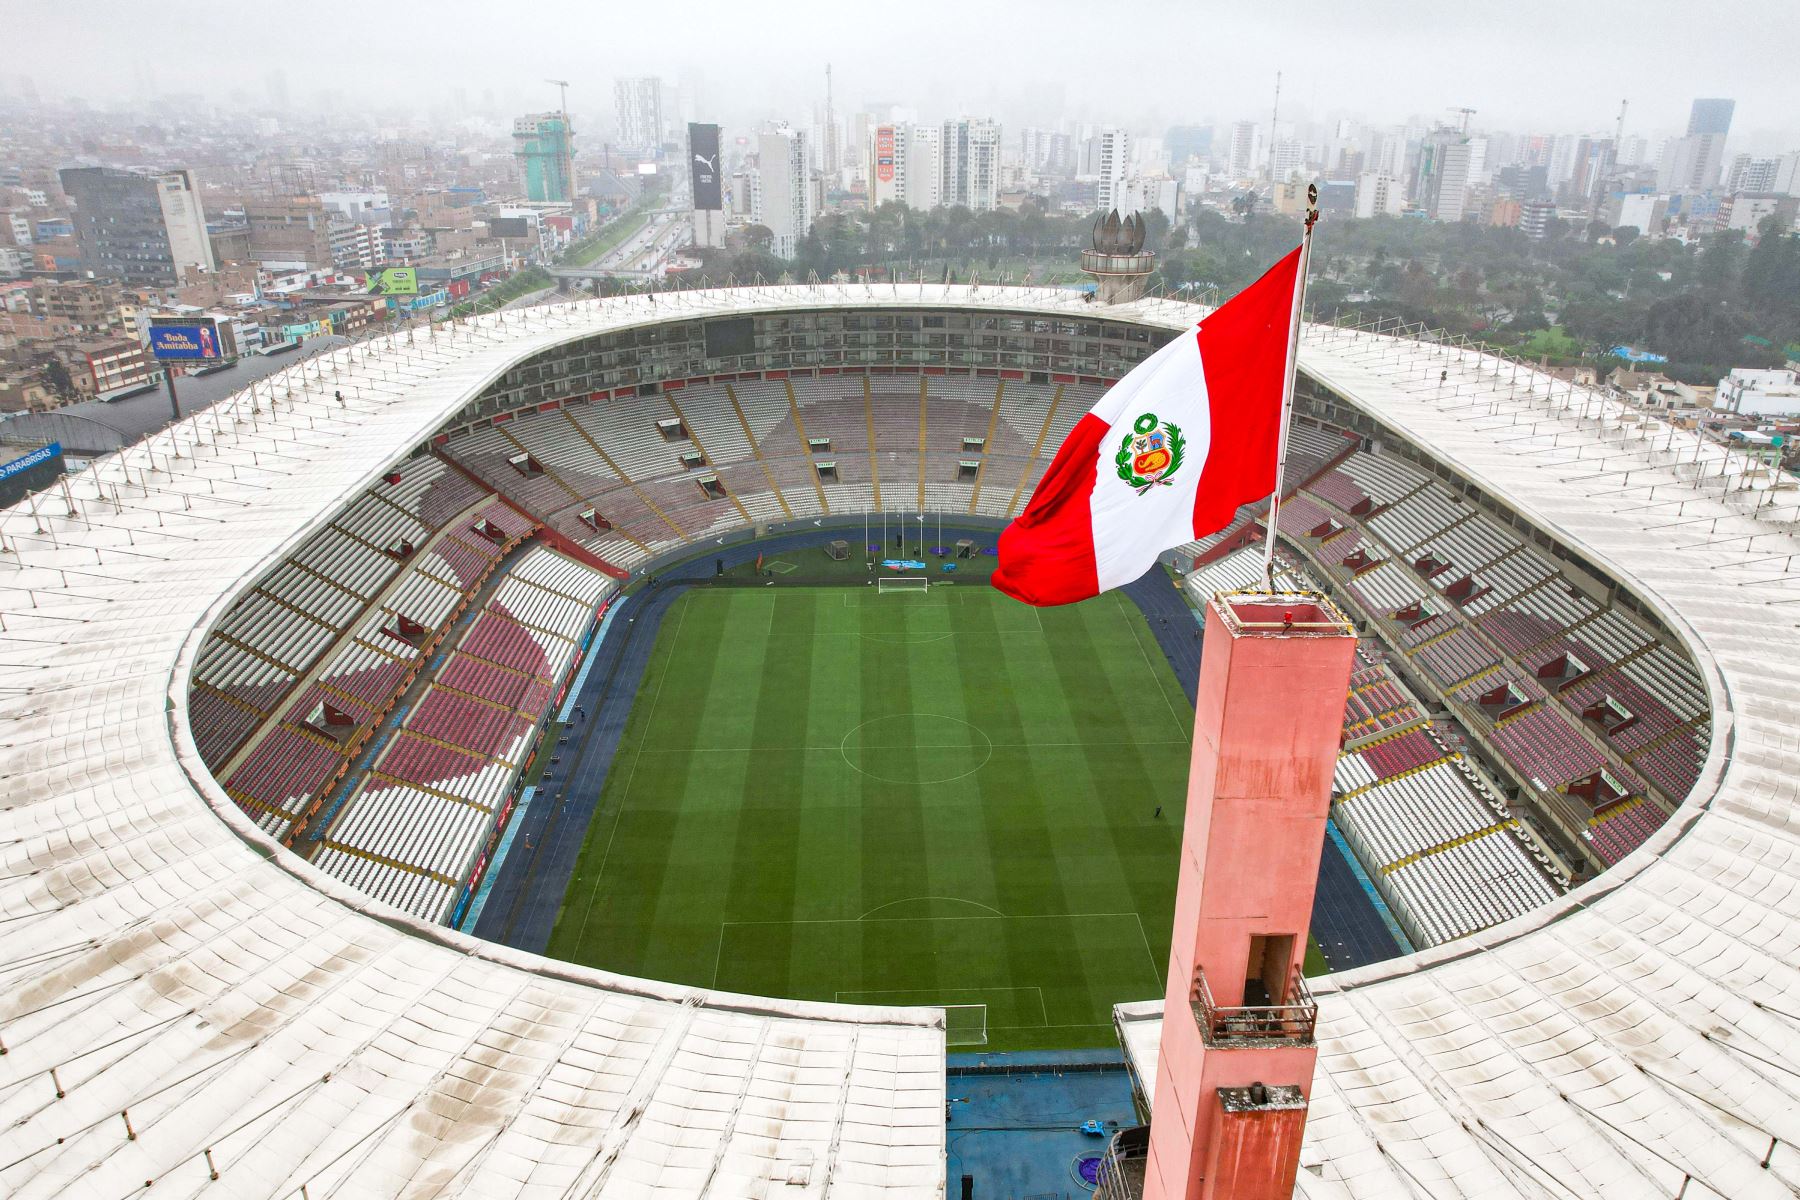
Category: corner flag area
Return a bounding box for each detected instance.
[547,584,1192,1050]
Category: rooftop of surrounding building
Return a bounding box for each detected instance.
[0,335,347,453]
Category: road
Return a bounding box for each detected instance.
[552,210,692,282]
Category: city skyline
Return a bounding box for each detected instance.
[5,0,1799,151]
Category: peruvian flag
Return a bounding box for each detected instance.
[993,246,1304,607]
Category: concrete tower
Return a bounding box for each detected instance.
[1080,209,1155,304]
[1144,592,1355,1200]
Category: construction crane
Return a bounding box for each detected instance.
[1450,106,1476,136]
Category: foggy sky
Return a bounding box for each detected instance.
[7,0,1798,150]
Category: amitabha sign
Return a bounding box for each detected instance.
[147,322,223,360]
[875,126,896,183]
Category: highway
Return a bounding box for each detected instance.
[553,209,692,281]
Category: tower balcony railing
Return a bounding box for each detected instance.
[1191,967,1318,1047]
[1096,1125,1150,1200]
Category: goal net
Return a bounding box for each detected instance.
[877,576,929,595]
[944,1003,988,1047]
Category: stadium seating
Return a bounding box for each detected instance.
[311,545,614,923]
[1253,433,1707,876]
[194,453,540,848]
[199,374,1702,932]
[1193,546,1567,948]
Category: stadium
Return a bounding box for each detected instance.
[0,281,1795,1199]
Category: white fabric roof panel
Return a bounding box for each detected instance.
[7,285,1800,1198]
[0,293,957,1200]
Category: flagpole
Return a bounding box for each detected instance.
[1261,183,1320,591]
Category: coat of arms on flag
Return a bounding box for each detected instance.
[1116,413,1185,493]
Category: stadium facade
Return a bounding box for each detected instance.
[1,286,1796,1199]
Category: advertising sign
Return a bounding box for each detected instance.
[147,322,223,360]
[689,122,723,211]
[365,266,419,295]
[488,216,531,239]
[875,126,896,183]
[0,442,61,482]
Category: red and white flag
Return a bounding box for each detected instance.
[993,246,1305,607]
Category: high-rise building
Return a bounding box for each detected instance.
[940,118,1001,211]
[868,124,901,208]
[1410,131,1473,221]
[243,196,334,269]
[1095,128,1132,213]
[513,112,576,203]
[1226,121,1259,178]
[1657,98,1734,193]
[1519,199,1557,240]
[1019,127,1055,173]
[614,77,665,152]
[866,121,942,211]
[1568,137,1616,212]
[1269,139,1305,183]
[755,126,812,260]
[1688,98,1736,136]
[1726,154,1786,195]
[58,166,216,286]
[1354,173,1405,218]
[903,123,943,211]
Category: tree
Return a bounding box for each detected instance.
[1695,229,1744,292]
[39,356,74,400]
[1139,208,1171,252]
[1741,221,1800,323]
[1612,226,1640,247]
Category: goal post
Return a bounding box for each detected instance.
[943,1003,988,1047]
[877,576,930,595]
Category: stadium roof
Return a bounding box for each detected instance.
[1,285,1797,1199]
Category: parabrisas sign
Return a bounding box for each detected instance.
[0,442,60,481]
[148,324,222,360]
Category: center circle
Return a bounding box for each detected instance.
[839,714,994,784]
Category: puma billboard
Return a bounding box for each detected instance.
[689,123,723,211]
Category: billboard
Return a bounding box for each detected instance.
[0,442,61,482]
[689,123,723,211]
[365,266,419,295]
[147,319,225,361]
[0,441,62,508]
[703,316,756,359]
[488,216,531,239]
[875,126,896,183]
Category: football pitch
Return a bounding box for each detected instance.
[546,583,1193,1051]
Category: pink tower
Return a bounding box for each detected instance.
[1144,593,1356,1200]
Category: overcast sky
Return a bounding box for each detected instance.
[7,0,1797,150]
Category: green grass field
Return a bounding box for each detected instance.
[547,583,1193,1050]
